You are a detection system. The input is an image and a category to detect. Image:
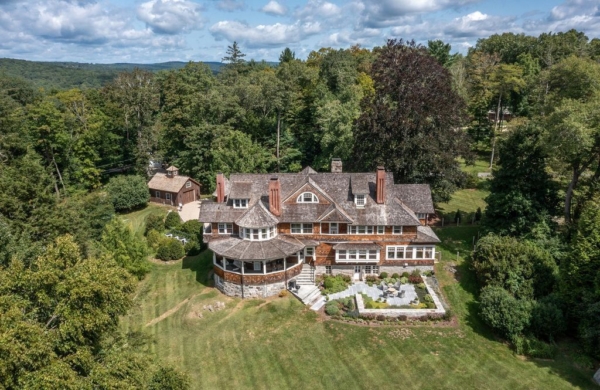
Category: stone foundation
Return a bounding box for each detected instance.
[215,275,286,298]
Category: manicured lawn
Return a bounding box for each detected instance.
[121,241,596,389]
[119,204,170,236]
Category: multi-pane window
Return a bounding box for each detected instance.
[349,225,374,234]
[393,226,403,234]
[377,225,385,234]
[166,193,172,201]
[386,246,435,260]
[218,223,233,234]
[186,181,192,188]
[291,223,313,234]
[417,213,427,219]
[253,262,262,271]
[336,249,379,261]
[325,266,332,275]
[155,190,161,198]
[372,265,380,274]
[329,223,338,234]
[297,192,318,203]
[355,194,366,207]
[233,199,248,208]
[241,226,276,241]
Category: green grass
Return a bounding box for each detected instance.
[121,241,596,389]
[119,204,169,236]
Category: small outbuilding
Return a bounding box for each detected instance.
[148,166,201,206]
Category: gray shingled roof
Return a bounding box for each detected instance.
[229,181,252,199]
[332,242,382,251]
[200,170,435,226]
[235,201,279,228]
[414,226,441,243]
[396,184,436,214]
[350,174,369,194]
[209,235,305,260]
[148,172,195,193]
[199,201,245,223]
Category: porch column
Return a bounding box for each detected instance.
[213,252,216,266]
[284,257,287,287]
[241,261,245,299]
[263,260,266,274]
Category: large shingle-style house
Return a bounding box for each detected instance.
[200,159,439,299]
[148,166,201,206]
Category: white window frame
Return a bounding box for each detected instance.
[291,223,313,234]
[241,226,276,241]
[393,226,403,234]
[325,266,332,275]
[349,225,375,235]
[253,262,262,271]
[165,193,172,201]
[218,223,233,234]
[233,199,249,209]
[335,249,379,263]
[386,246,435,260]
[329,223,338,234]
[377,225,385,234]
[417,213,427,219]
[186,181,191,188]
[155,190,161,198]
[296,192,319,203]
[355,194,366,207]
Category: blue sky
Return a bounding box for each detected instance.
[0,0,598,63]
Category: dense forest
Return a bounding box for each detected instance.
[1,29,600,387]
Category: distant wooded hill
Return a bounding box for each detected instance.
[0,58,225,90]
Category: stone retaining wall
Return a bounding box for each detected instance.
[355,277,446,318]
[215,277,287,298]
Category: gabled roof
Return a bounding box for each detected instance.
[300,166,318,175]
[235,201,279,228]
[148,173,197,193]
[318,205,353,223]
[229,181,252,199]
[166,165,178,171]
[200,168,435,226]
[415,226,441,243]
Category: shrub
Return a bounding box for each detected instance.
[424,294,434,303]
[379,272,388,279]
[106,175,150,212]
[146,229,165,250]
[479,286,533,342]
[417,283,426,290]
[391,273,400,279]
[426,302,436,309]
[184,239,201,256]
[365,275,378,283]
[165,211,182,229]
[322,275,350,294]
[513,336,557,359]
[325,301,340,316]
[401,272,410,278]
[156,238,185,261]
[278,290,288,298]
[408,275,423,284]
[399,276,408,284]
[145,214,165,235]
[181,220,204,250]
[529,295,566,341]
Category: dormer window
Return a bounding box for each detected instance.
[186,181,191,188]
[233,199,248,209]
[355,194,366,207]
[297,192,318,203]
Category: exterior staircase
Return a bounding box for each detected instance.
[290,264,325,311]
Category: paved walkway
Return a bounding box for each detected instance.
[179,200,201,222]
[328,282,417,306]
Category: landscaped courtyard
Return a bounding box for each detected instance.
[327,281,418,306]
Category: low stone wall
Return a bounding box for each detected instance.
[355,277,446,318]
[215,277,287,299]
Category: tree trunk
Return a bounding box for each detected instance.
[276,110,281,173]
[564,166,580,224]
[489,94,502,169]
[50,149,66,195]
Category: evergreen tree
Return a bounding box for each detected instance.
[222,41,246,64]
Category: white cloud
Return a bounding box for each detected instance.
[295,0,342,22]
[209,20,322,48]
[137,0,204,35]
[357,0,480,28]
[261,0,287,16]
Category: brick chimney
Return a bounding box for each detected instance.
[216,173,225,203]
[331,158,342,173]
[376,166,385,204]
[269,177,281,216]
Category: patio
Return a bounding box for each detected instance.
[327,282,418,306]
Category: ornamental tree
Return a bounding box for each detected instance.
[351,39,468,202]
